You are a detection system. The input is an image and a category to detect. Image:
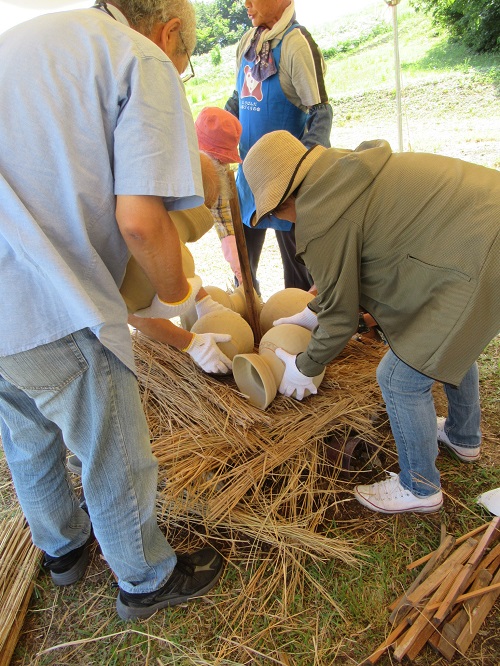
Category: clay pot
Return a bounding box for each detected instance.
[259,288,314,335]
[228,285,263,323]
[190,309,255,360]
[119,257,156,314]
[170,205,214,244]
[233,323,325,410]
[119,243,195,314]
[181,284,262,331]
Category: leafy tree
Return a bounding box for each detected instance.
[193,0,250,55]
[410,0,500,53]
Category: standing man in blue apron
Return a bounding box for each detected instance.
[224,0,332,295]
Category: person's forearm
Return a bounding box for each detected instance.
[303,103,333,149]
[128,314,193,350]
[116,195,189,304]
[224,90,239,118]
[212,198,235,240]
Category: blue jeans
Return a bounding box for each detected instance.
[0,328,175,594]
[376,350,481,497]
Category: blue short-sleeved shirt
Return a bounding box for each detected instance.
[0,7,203,372]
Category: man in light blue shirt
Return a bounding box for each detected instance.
[0,0,223,622]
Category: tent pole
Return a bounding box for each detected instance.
[386,0,403,151]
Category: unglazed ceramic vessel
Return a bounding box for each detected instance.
[119,205,210,314]
[227,285,263,323]
[171,206,214,244]
[232,323,325,410]
[190,309,255,361]
[119,243,195,314]
[181,284,262,331]
[259,288,314,334]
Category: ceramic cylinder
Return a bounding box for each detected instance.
[190,310,255,361]
[233,323,325,410]
[259,288,314,334]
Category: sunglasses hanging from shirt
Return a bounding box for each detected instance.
[93,1,117,20]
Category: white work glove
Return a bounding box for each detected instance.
[273,306,317,331]
[134,276,202,320]
[184,332,233,374]
[275,348,318,400]
[221,235,243,284]
[195,294,231,318]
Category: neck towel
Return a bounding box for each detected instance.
[243,1,296,82]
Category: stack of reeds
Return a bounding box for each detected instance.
[133,331,391,624]
[0,512,42,666]
[363,517,500,664]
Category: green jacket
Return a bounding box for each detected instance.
[295,140,500,385]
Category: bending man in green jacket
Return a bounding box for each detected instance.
[243,130,500,515]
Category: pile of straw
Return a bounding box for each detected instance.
[133,332,390,625]
[0,512,42,666]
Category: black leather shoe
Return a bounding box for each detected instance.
[116,547,224,621]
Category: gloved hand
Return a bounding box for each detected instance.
[184,332,233,374]
[273,306,317,331]
[221,235,243,284]
[195,294,231,318]
[134,275,202,320]
[275,348,319,400]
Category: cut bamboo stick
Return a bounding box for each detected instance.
[432,517,500,625]
[406,523,489,570]
[467,517,500,569]
[426,579,500,611]
[392,562,463,662]
[481,542,500,572]
[362,519,500,665]
[360,611,418,665]
[432,563,474,625]
[454,565,500,655]
[404,538,477,607]
[431,568,493,661]
[388,534,455,622]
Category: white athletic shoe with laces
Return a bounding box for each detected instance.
[354,472,443,514]
[436,417,481,462]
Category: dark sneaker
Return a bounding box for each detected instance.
[67,454,82,475]
[116,547,224,621]
[43,532,93,586]
[436,416,481,462]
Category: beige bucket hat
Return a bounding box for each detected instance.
[242,130,326,225]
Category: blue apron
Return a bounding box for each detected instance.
[236,23,308,231]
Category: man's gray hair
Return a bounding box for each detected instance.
[114,1,196,53]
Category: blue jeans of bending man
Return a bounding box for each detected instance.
[376,350,481,497]
[0,328,176,594]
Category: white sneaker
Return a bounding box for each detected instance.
[436,417,481,462]
[354,472,443,514]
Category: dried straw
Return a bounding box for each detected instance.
[0,512,42,663]
[133,330,388,637]
[134,334,381,520]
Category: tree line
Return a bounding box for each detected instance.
[409,0,499,53]
[193,0,249,55]
[193,0,499,56]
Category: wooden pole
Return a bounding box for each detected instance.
[227,168,262,344]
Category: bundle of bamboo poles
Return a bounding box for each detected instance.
[363,517,500,664]
[132,331,390,622]
[0,512,42,666]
